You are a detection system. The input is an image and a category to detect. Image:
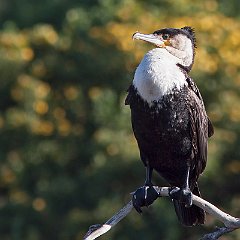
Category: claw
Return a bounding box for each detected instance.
[169,187,193,208]
[132,185,159,213]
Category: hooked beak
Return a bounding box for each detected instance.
[132,32,165,48]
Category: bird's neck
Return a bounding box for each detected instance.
[133,48,187,105]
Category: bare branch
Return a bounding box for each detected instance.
[83,186,240,240]
[200,227,235,240]
[192,194,240,228]
[84,201,133,240]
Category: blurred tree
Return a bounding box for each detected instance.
[0,0,239,239]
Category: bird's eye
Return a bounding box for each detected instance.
[162,34,170,40]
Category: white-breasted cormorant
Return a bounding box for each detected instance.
[125,27,214,226]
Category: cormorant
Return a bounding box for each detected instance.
[125,27,214,226]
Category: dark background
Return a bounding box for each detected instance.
[0,0,239,239]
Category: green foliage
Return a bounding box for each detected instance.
[0,0,240,239]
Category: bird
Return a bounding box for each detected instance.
[125,26,214,227]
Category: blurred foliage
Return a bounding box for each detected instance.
[0,0,240,239]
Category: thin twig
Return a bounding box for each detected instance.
[83,186,240,240]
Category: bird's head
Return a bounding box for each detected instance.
[132,26,196,72]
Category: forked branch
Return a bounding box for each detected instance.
[84,187,239,240]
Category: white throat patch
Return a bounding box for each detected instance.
[166,34,194,67]
[133,48,186,105]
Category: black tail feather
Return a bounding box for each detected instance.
[173,184,205,227]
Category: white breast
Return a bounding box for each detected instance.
[133,48,186,105]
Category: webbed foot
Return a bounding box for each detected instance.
[169,187,193,208]
[132,185,159,213]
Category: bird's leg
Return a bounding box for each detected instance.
[144,164,153,186]
[169,165,193,208]
[132,164,159,213]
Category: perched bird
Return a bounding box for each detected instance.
[125,27,214,226]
